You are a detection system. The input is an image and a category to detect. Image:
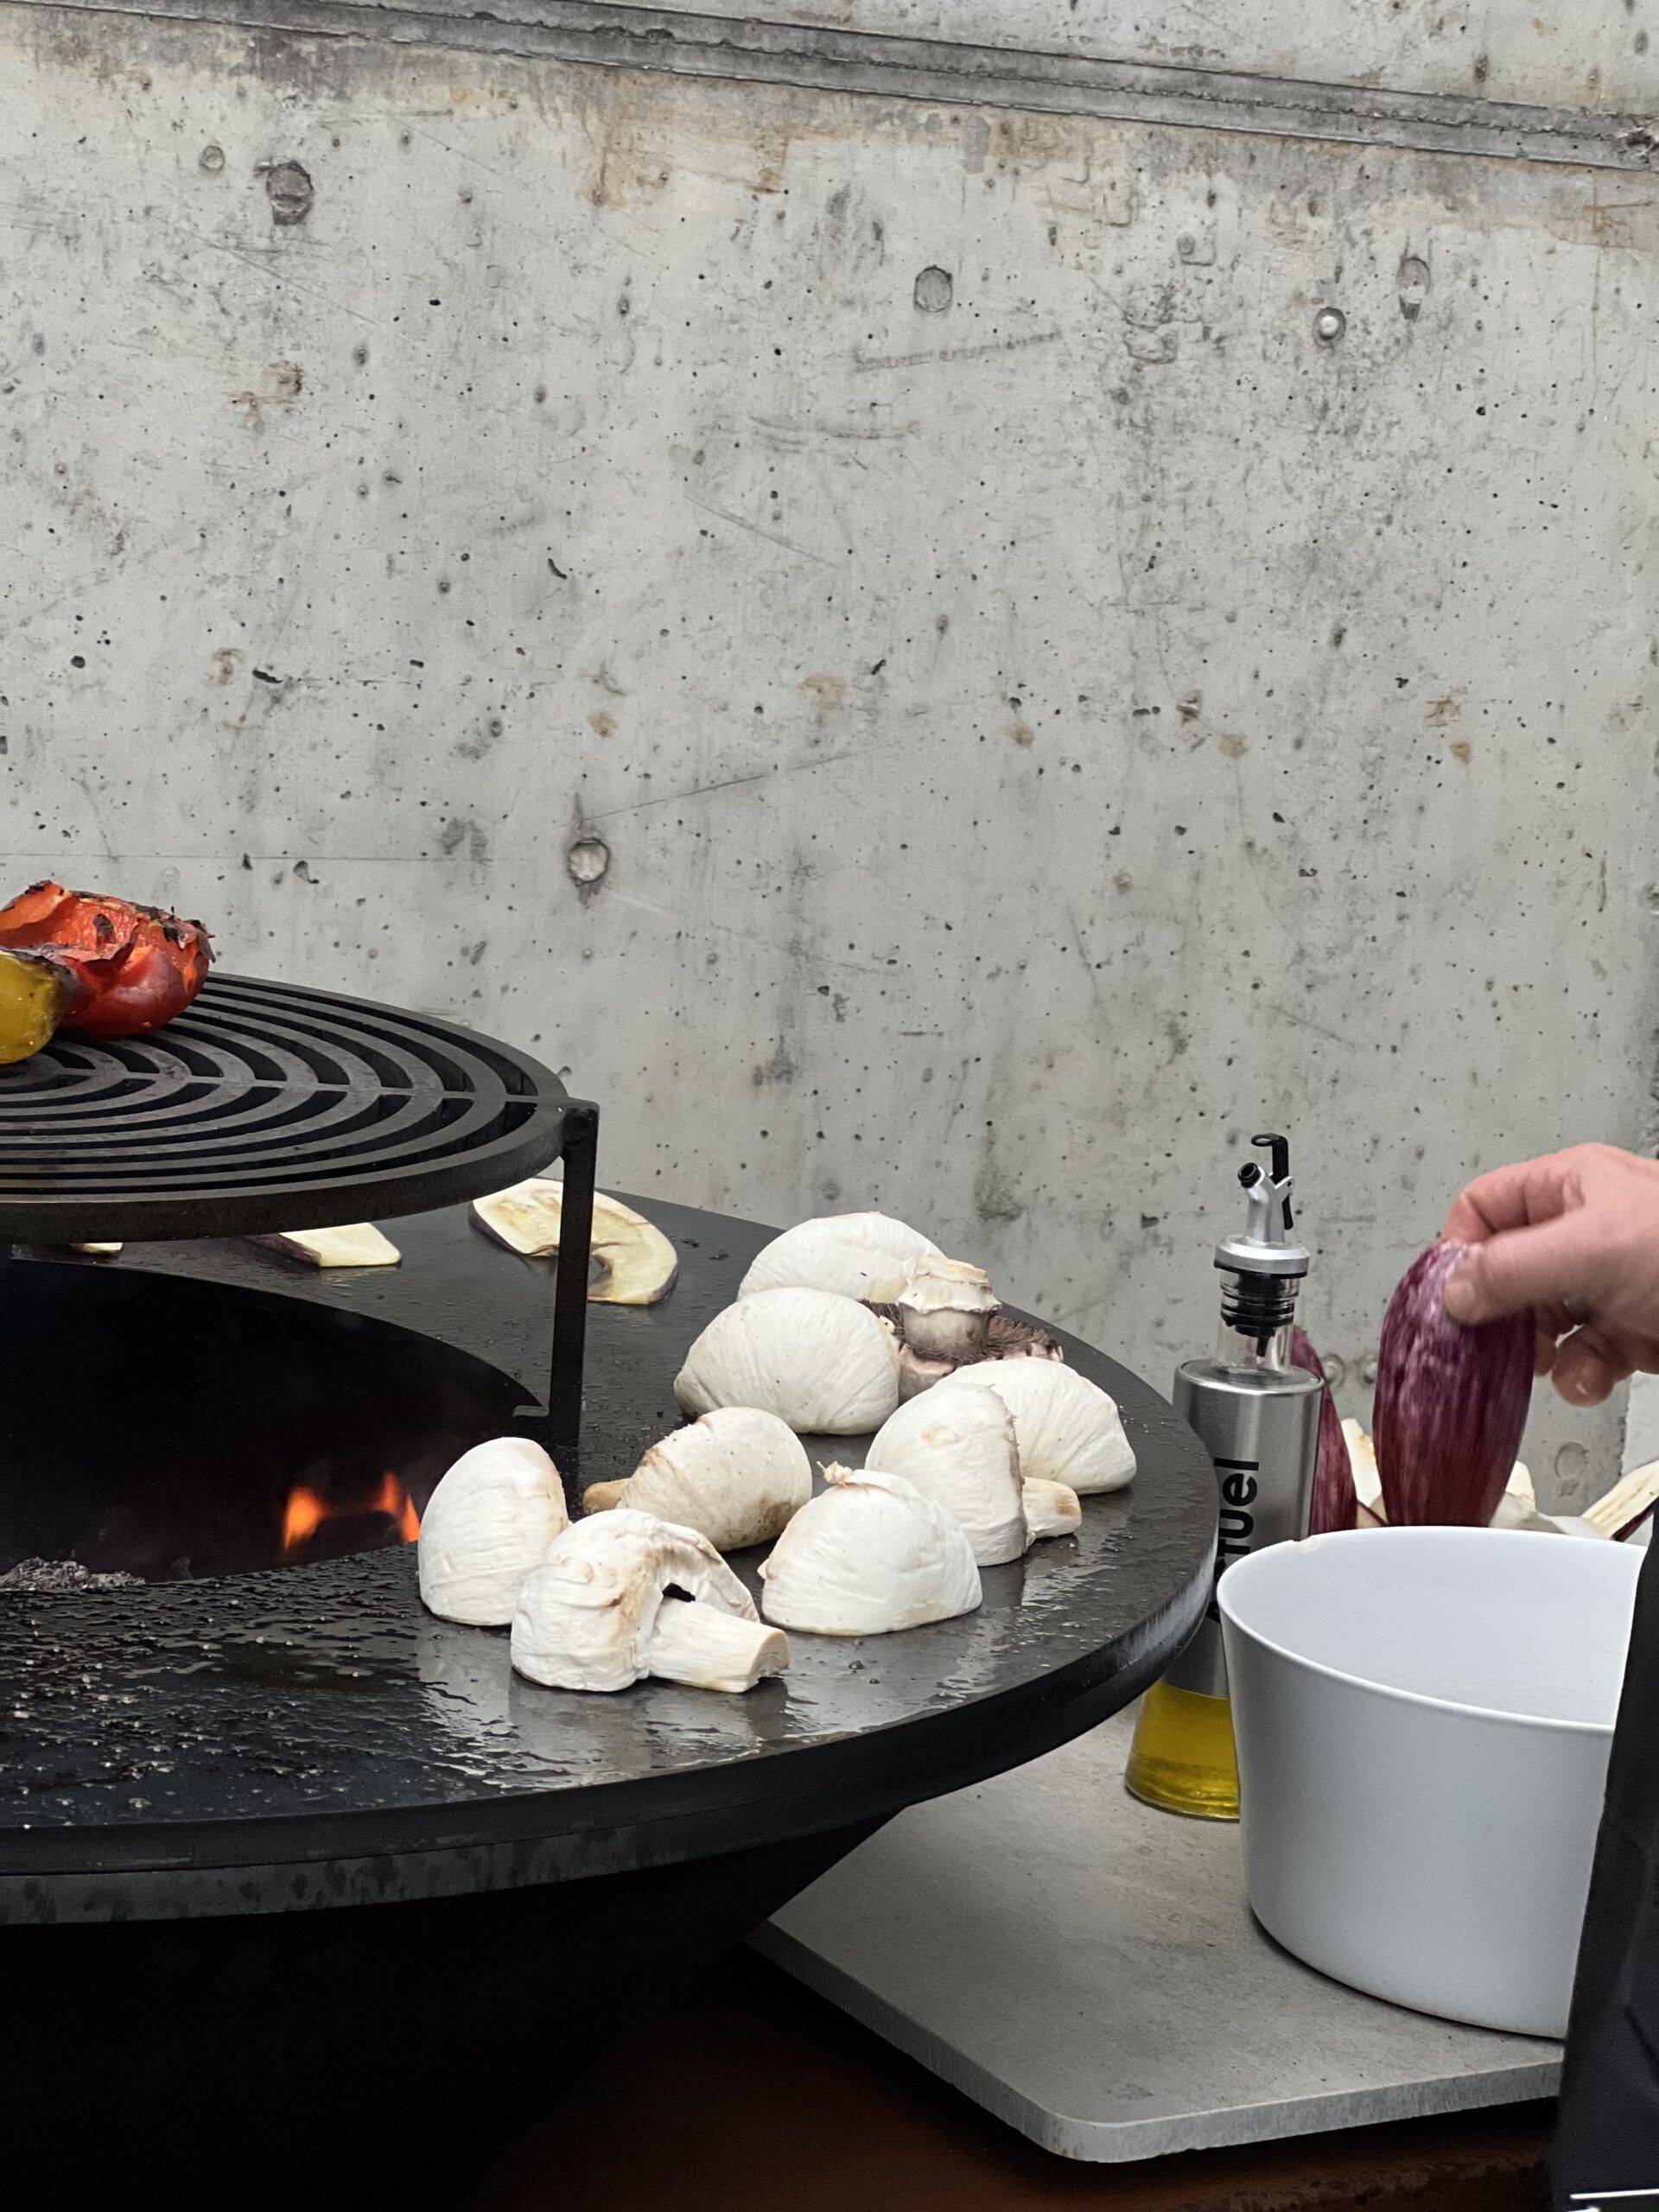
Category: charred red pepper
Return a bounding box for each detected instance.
[0,881,213,1037]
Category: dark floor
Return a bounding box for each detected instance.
[462,1949,1553,2211]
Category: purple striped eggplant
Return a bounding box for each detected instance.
[1373,1243,1534,1528]
[1291,1326,1357,1535]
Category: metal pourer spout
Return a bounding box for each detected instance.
[1214,1132,1312,1351]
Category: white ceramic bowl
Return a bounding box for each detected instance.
[1218,1526,1641,2037]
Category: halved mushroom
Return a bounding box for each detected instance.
[418,1436,569,1626]
[864,1383,1026,1566]
[675,1287,900,1434]
[759,1464,982,1637]
[473,1179,678,1306]
[258,1224,401,1268]
[512,1508,789,1693]
[583,1406,811,1552]
[739,1211,939,1303]
[940,1358,1135,1495]
[893,1255,998,1364]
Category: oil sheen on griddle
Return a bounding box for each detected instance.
[1125,1135,1322,1820]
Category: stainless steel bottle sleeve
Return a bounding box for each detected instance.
[1165,1362,1322,1698]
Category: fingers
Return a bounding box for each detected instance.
[1441,1211,1606,1325]
[1440,1153,1578,1243]
[1552,1325,1635,1408]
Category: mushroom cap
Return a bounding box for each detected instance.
[512,1509,756,1692]
[739,1212,940,1303]
[674,1287,901,1434]
[940,1359,1135,1494]
[759,1464,982,1636]
[597,1407,811,1551]
[864,1382,1026,1566]
[417,1436,568,1626]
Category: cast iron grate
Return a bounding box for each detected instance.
[0,973,598,1444]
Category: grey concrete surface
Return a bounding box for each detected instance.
[627,2,1659,115]
[758,1707,1563,2160]
[3,1,1656,1502]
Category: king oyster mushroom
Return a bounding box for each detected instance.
[582,1406,810,1552]
[938,1358,1135,1495]
[738,1211,939,1303]
[472,1179,678,1306]
[418,1436,569,1626]
[512,1508,789,1693]
[675,1287,900,1434]
[760,1464,982,1636]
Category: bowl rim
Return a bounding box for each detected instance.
[1217,1524,1641,1739]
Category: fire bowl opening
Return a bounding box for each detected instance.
[0,1260,529,1582]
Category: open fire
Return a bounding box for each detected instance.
[281,1473,422,1560]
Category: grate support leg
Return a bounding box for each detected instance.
[528,1097,598,1460]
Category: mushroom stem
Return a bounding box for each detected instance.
[582,1480,629,1515]
[646,1598,790,1692]
[1023,1478,1082,1541]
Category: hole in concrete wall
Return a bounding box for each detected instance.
[567,836,610,891]
[913,266,953,314]
[262,161,315,227]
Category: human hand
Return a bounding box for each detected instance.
[1440,1144,1659,1405]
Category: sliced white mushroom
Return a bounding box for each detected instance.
[1022,1477,1083,1541]
[259,1224,401,1268]
[940,1359,1135,1495]
[738,1211,940,1303]
[864,1382,1026,1565]
[894,1255,999,1363]
[512,1508,788,1693]
[760,1464,981,1636]
[675,1287,900,1434]
[472,1179,678,1306]
[582,1406,811,1552]
[418,1436,569,1626]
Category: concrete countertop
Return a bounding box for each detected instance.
[758,1707,1562,2161]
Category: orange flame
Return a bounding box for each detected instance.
[281,1485,327,1553]
[280,1474,422,1557]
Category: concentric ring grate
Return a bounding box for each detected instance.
[0,973,569,1242]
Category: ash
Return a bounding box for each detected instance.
[0,1557,144,1592]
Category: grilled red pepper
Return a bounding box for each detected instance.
[0,881,213,1037]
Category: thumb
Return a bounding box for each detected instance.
[1442,1217,1603,1325]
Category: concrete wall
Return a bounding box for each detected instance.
[3,1,1657,1501]
[593,0,1659,111]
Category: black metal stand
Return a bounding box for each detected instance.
[528,1096,600,1456]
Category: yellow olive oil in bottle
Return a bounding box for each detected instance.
[1126,1135,1321,1820]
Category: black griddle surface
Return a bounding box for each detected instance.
[0,1200,1215,1919]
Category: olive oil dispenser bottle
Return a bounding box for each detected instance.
[1125,1135,1323,1820]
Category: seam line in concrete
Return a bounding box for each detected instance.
[22,0,1659,172]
